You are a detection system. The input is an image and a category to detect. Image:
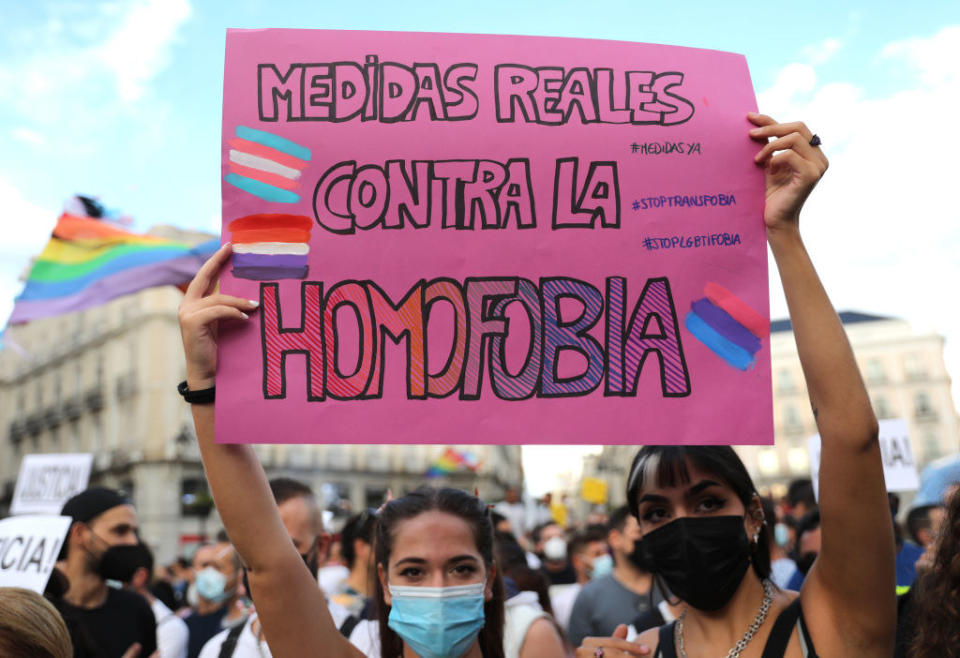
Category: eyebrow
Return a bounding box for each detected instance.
[687,480,724,496]
[393,555,480,568]
[638,480,724,505]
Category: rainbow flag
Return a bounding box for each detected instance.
[8,213,219,325]
[426,448,481,478]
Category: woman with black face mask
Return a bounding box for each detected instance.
[577,113,895,658]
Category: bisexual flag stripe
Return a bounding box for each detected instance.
[687,283,766,371]
[704,282,768,338]
[690,298,761,354]
[686,312,754,371]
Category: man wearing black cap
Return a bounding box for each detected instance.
[59,486,158,657]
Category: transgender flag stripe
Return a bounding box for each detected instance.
[235,125,311,161]
[229,150,302,180]
[225,126,312,203]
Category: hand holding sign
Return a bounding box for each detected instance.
[748,113,829,233]
[178,242,259,390]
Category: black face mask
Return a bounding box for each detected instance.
[641,515,751,612]
[98,544,144,583]
[626,539,649,571]
[302,548,319,580]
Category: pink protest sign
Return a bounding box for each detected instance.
[217,29,772,445]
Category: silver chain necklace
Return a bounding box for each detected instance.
[675,579,775,658]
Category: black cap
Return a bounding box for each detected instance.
[61,487,131,523]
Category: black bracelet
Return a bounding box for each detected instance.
[177,380,215,404]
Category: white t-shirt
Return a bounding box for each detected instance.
[503,591,551,658]
[494,501,529,539]
[151,598,189,658]
[198,603,379,658]
[318,564,350,595]
[548,582,582,631]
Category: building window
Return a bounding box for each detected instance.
[866,358,886,383]
[874,396,892,419]
[922,434,940,461]
[181,478,214,517]
[365,487,389,510]
[776,369,795,393]
[914,392,935,419]
[784,404,803,433]
[904,353,926,380]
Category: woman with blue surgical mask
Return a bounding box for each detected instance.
[174,258,523,656]
[180,243,534,658]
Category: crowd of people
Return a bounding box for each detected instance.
[2,464,957,658]
[2,114,959,658]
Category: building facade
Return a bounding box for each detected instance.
[583,312,960,506]
[1,230,523,562]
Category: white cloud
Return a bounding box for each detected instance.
[0,1,192,151]
[757,63,818,117]
[758,25,960,408]
[803,37,844,66]
[96,0,193,102]
[881,25,960,86]
[10,127,48,147]
[0,178,58,325]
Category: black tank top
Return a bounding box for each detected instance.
[653,598,818,658]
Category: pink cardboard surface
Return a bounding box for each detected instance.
[217,29,772,445]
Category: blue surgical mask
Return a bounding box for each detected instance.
[388,582,486,658]
[590,553,613,579]
[774,523,790,548]
[195,567,229,603]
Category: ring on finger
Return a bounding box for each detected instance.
[594,648,605,658]
[809,134,822,147]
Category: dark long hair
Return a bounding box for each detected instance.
[910,490,960,658]
[373,487,506,658]
[626,446,773,581]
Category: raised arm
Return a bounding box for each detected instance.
[749,114,894,656]
[179,244,362,658]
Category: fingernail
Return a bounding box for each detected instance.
[750,128,761,134]
[248,300,259,307]
[241,312,249,319]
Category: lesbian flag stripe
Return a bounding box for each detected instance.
[225,126,312,203]
[228,213,313,281]
[685,283,766,371]
[233,242,309,256]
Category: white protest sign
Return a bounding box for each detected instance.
[808,418,920,497]
[0,515,72,593]
[11,453,93,515]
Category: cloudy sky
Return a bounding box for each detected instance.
[2,0,958,493]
